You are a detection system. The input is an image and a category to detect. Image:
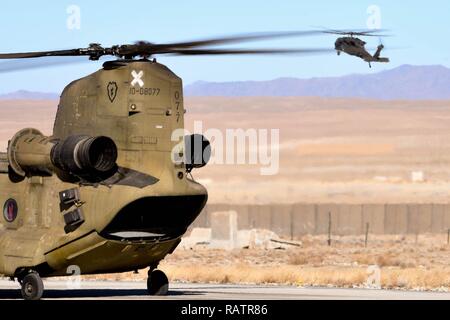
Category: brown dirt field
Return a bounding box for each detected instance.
[3,97,450,204]
[0,99,56,149]
[185,97,450,204]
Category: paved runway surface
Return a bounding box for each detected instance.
[0,279,449,300]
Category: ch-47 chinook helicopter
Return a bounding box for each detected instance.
[0,31,338,300]
[322,29,390,67]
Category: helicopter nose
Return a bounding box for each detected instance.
[334,40,341,50]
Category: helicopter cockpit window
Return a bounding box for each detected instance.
[3,199,18,223]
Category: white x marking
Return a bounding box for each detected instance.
[131,70,144,87]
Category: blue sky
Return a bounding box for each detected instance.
[0,0,448,94]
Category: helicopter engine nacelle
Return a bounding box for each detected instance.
[7,128,118,181]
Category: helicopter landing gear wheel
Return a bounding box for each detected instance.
[20,271,44,300]
[147,269,169,296]
[337,50,341,56]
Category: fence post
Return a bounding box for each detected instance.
[327,211,332,246]
[365,222,370,247]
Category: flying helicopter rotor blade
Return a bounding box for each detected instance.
[322,30,390,37]
[0,46,336,73]
[161,47,336,56]
[0,56,105,74]
[0,30,332,61]
[0,49,86,59]
[0,43,111,61]
[147,30,326,51]
[316,26,390,37]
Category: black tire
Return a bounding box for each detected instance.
[20,272,44,300]
[147,270,169,296]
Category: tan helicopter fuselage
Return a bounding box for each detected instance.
[0,60,207,278]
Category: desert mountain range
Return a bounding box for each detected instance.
[1,65,450,100]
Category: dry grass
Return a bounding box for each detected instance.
[158,235,450,290]
[162,265,368,287]
[82,234,450,291]
[82,265,450,291]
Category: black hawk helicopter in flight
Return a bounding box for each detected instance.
[321,28,390,67]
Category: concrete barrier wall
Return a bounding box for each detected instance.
[292,204,315,236]
[362,204,385,235]
[192,203,450,237]
[384,204,408,234]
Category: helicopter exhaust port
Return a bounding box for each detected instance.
[7,128,118,182]
[51,135,118,175]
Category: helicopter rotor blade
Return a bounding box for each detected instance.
[0,49,86,59]
[0,56,104,74]
[163,48,336,56]
[0,30,349,62]
[322,31,390,37]
[147,30,326,51]
[317,27,390,37]
[0,46,335,73]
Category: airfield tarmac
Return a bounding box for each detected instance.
[0,280,449,300]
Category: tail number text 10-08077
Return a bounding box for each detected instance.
[129,87,160,96]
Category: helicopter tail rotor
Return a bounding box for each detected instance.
[373,39,389,62]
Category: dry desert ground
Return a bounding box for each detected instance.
[79,234,450,291]
[3,97,450,204]
[2,97,450,289]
